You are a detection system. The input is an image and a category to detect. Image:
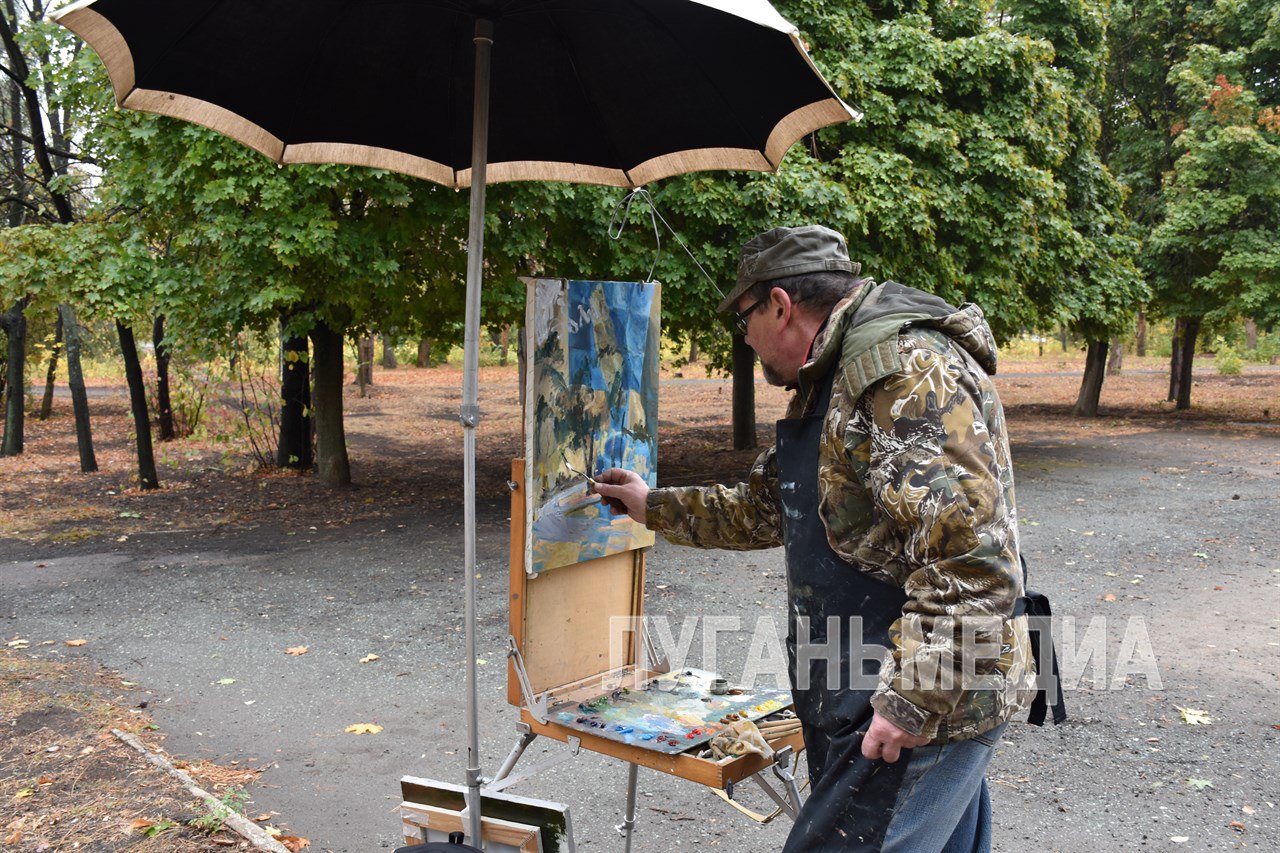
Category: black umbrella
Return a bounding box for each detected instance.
[54,0,856,843]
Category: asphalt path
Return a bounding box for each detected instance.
[2,423,1277,851]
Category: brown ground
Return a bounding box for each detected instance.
[0,652,283,851]
[1,350,1277,850]
[2,352,1276,549]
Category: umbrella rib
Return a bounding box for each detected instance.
[623,0,766,166]
[533,4,633,184]
[125,0,228,102]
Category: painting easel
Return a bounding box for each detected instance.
[482,278,806,849]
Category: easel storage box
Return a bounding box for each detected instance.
[507,458,803,789]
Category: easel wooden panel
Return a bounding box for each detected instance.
[507,458,803,790]
[509,458,644,703]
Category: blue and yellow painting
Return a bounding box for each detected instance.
[524,278,660,574]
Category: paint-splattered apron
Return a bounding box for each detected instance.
[777,366,911,852]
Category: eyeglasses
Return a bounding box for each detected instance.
[733,295,768,335]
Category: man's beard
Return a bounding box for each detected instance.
[760,359,788,387]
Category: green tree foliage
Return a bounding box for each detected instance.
[1104,0,1279,408]
[1148,60,1280,331]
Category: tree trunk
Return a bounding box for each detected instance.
[1072,339,1109,417]
[310,321,351,487]
[1059,325,1069,352]
[499,324,511,366]
[60,306,96,472]
[277,325,313,470]
[688,338,700,363]
[1244,318,1258,351]
[1106,336,1123,376]
[1174,317,1200,411]
[731,333,756,451]
[1,298,29,456]
[152,314,175,441]
[116,320,158,489]
[356,335,374,395]
[1167,319,1184,403]
[38,309,62,420]
[381,333,397,369]
[1135,310,1147,357]
[416,338,433,368]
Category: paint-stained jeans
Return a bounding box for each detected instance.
[881,722,1008,853]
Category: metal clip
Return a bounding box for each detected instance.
[458,404,481,427]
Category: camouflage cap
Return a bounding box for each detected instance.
[717,225,856,312]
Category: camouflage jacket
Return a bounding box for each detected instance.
[645,281,1037,741]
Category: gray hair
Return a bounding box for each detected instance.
[746,270,860,319]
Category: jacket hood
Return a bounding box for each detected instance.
[803,280,999,403]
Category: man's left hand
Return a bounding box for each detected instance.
[861,712,930,763]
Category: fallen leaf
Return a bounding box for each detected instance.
[14,788,34,800]
[6,638,29,649]
[215,678,236,686]
[64,639,87,647]
[344,723,383,735]
[1169,837,1189,844]
[1243,805,1256,815]
[1103,593,1117,602]
[1177,706,1213,725]
[253,814,274,822]
[1229,821,1245,831]
[129,818,154,831]
[3,829,19,845]
[359,654,380,664]
[278,836,311,852]
[37,775,54,785]
[285,646,309,656]
[1187,778,1214,790]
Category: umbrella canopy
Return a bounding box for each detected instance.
[56,0,856,189]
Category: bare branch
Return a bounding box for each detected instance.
[0,123,95,164]
[0,192,47,217]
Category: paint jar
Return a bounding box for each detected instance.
[710,677,729,695]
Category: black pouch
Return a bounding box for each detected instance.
[1015,556,1069,726]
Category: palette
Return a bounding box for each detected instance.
[546,668,791,755]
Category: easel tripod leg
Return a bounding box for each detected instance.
[491,729,537,784]
[618,762,639,853]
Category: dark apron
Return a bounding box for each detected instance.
[777,366,912,852]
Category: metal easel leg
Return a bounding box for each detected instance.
[618,762,639,853]
[490,726,537,785]
[772,746,804,816]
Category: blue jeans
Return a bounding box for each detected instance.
[881,722,1008,853]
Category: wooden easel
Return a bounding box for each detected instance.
[494,459,806,848]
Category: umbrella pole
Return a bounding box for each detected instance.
[461,17,494,849]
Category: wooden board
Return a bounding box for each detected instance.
[400,776,574,853]
[401,803,542,852]
[509,459,645,703]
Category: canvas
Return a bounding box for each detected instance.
[523,278,660,574]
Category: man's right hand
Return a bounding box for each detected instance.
[594,468,649,524]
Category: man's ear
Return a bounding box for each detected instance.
[770,286,793,324]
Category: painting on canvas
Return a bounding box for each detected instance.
[524,278,660,574]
